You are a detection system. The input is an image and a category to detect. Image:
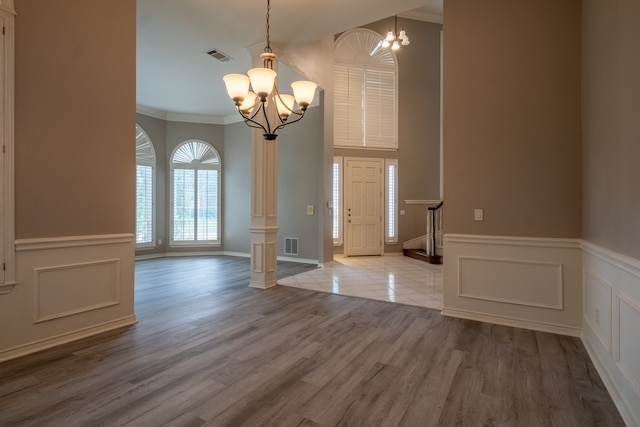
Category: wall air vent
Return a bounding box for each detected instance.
[284,237,299,256]
[206,48,232,62]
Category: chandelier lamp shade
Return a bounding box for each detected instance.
[222,0,317,140]
[382,15,410,50]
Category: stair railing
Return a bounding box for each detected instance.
[426,201,443,263]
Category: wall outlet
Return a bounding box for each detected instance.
[307,205,315,215]
[474,209,484,221]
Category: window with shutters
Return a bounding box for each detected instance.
[135,125,156,247]
[385,159,398,243]
[334,29,398,150]
[332,157,343,245]
[170,140,221,246]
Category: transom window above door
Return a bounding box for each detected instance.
[334,28,398,150]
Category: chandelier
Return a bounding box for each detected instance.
[222,0,317,140]
[382,15,410,50]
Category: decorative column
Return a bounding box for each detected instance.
[249,131,279,289]
[248,45,279,289]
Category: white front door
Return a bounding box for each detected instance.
[344,158,383,256]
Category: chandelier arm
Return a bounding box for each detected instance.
[273,86,296,117]
[243,119,267,131]
[261,101,274,134]
[273,109,306,133]
[239,104,269,134]
[244,104,262,122]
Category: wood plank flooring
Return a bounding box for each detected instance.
[0,256,625,426]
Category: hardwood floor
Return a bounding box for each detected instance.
[0,256,625,426]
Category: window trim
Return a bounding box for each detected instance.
[135,125,156,249]
[169,140,221,247]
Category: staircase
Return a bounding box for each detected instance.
[402,201,443,264]
[403,247,431,262]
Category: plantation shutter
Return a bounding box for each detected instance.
[334,29,397,149]
[334,65,364,147]
[365,68,396,149]
[136,125,156,245]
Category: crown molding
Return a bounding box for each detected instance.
[136,105,225,125]
[0,0,15,14]
[137,101,320,126]
[399,11,443,24]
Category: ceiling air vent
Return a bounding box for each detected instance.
[206,48,232,62]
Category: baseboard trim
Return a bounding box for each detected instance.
[277,255,320,265]
[0,315,137,363]
[582,335,639,427]
[441,307,582,337]
[135,251,320,265]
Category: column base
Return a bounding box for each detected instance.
[249,279,278,289]
[249,225,279,289]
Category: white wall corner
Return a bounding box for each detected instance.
[582,241,640,427]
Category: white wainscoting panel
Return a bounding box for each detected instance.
[582,241,640,427]
[618,295,640,399]
[0,234,136,362]
[443,234,582,336]
[583,269,612,353]
[458,256,563,309]
[35,259,120,323]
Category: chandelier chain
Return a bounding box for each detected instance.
[265,0,272,53]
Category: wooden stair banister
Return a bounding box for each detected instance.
[426,201,443,264]
[402,201,443,264]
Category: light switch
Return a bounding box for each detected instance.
[400,210,405,216]
[307,205,315,215]
[474,209,483,221]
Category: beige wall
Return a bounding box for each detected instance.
[443,0,581,238]
[2,0,137,361]
[15,0,136,239]
[582,0,640,259]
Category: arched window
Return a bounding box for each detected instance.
[170,140,221,245]
[136,125,156,247]
[334,28,398,150]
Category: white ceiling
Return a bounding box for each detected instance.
[136,0,443,122]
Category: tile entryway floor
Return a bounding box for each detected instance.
[278,254,443,310]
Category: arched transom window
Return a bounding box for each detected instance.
[334,28,398,150]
